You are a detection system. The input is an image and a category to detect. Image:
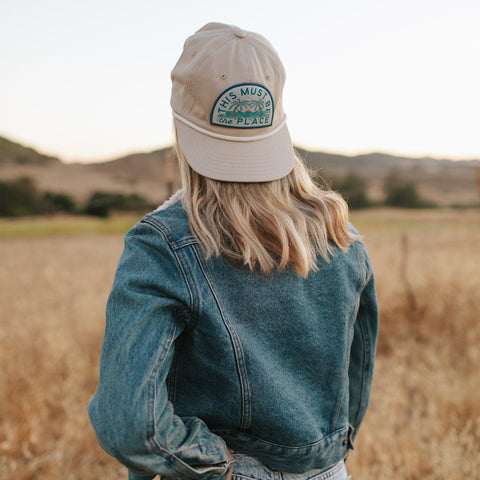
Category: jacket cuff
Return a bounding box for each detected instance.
[127,458,235,480]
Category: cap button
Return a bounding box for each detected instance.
[232,26,246,38]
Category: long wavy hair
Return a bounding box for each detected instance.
[175,132,356,278]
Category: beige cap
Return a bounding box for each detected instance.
[171,22,295,182]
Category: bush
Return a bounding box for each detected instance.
[314,170,370,209]
[40,192,77,214]
[0,176,79,216]
[85,192,152,217]
[333,171,370,209]
[383,171,435,208]
[0,179,153,218]
[0,176,39,216]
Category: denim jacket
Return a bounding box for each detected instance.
[88,192,378,480]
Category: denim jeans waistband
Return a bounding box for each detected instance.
[231,454,349,480]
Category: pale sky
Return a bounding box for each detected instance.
[1,0,479,163]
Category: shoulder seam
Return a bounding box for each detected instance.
[138,217,199,327]
[140,216,181,250]
[141,215,197,250]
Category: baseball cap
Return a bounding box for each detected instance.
[171,22,295,182]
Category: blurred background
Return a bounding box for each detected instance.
[1,1,479,479]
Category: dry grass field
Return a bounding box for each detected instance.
[0,209,479,479]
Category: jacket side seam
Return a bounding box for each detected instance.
[191,245,252,431]
[351,312,370,429]
[359,314,372,423]
[329,297,360,432]
[330,243,366,432]
[349,243,373,431]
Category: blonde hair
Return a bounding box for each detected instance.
[175,135,356,278]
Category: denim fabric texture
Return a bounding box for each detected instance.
[88,195,378,480]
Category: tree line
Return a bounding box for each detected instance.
[1,170,434,217]
[314,170,436,209]
[0,176,155,217]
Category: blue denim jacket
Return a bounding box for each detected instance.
[88,194,378,480]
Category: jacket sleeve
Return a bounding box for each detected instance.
[88,222,232,480]
[348,243,378,441]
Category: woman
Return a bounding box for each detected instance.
[88,22,378,480]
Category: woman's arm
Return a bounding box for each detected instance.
[88,222,232,480]
[348,245,379,441]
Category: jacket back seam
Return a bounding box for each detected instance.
[191,244,252,432]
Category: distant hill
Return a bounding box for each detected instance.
[82,149,172,182]
[1,135,479,207]
[0,136,180,204]
[298,148,479,206]
[297,147,480,173]
[0,136,60,166]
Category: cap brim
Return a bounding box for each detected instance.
[175,119,295,182]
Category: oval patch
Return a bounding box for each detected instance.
[210,83,274,129]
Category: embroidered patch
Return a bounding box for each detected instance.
[210,83,274,128]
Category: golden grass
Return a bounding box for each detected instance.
[0,209,479,479]
[348,209,480,479]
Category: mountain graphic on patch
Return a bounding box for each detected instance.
[210,83,274,129]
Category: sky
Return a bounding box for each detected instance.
[1,0,479,163]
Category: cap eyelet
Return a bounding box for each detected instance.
[220,74,226,80]
[233,27,246,38]
[266,74,271,81]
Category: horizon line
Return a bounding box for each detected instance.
[1,132,479,165]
